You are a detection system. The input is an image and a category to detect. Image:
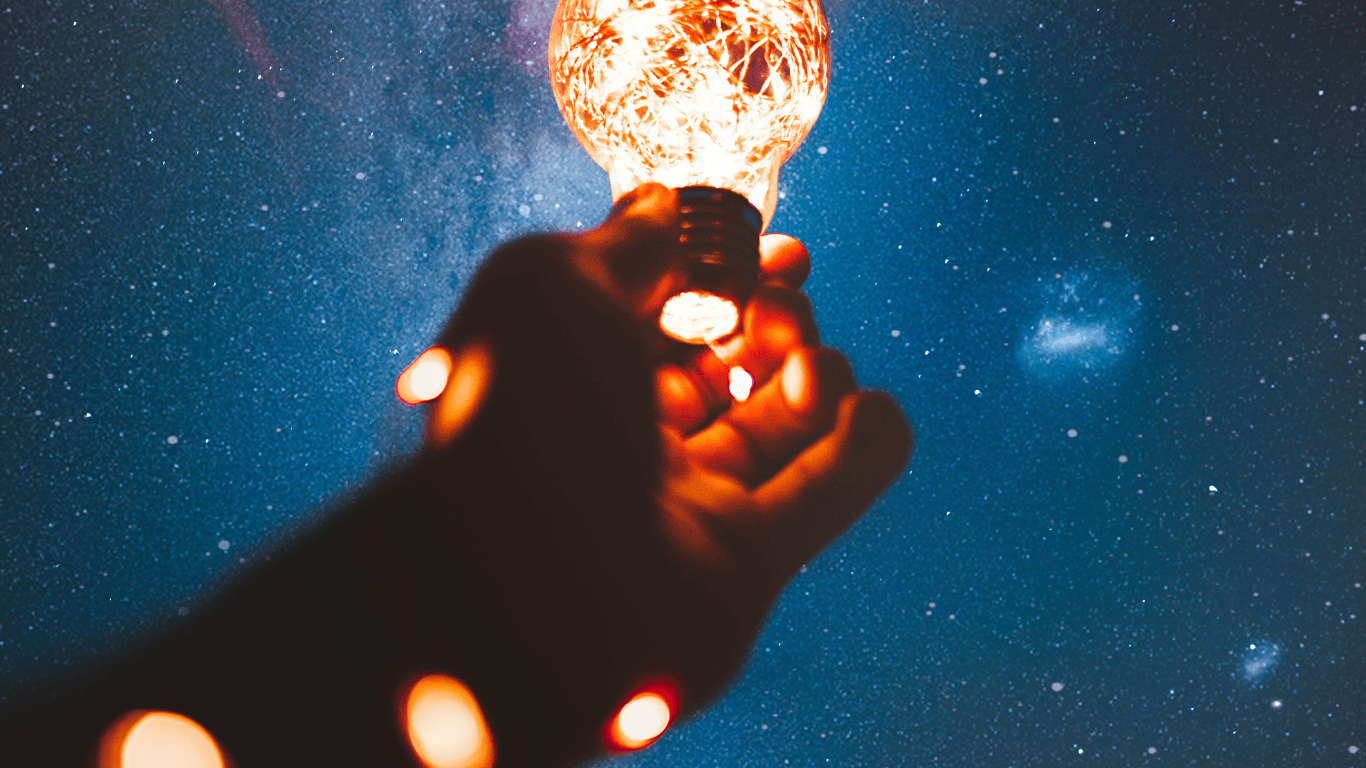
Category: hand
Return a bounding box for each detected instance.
[559,183,914,634]
[0,186,913,768]
[421,182,912,725]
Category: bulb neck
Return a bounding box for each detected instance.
[662,186,761,344]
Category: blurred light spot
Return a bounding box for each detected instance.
[404,674,495,768]
[1050,682,1065,692]
[100,710,224,768]
[427,340,493,450]
[728,366,753,401]
[659,291,738,344]
[609,692,671,750]
[397,346,454,405]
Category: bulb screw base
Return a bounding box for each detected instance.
[675,186,763,310]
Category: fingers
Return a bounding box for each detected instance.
[656,285,821,434]
[758,233,810,289]
[607,182,679,233]
[683,348,856,484]
[736,284,820,367]
[565,199,811,331]
[700,234,811,367]
[749,391,913,576]
[655,357,728,435]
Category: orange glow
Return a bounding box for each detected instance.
[99,710,224,768]
[608,691,672,750]
[396,346,454,405]
[404,674,495,768]
[426,339,493,450]
[549,0,831,225]
[728,365,754,401]
[659,291,739,344]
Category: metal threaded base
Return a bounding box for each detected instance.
[675,186,763,306]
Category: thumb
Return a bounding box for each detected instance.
[572,183,685,322]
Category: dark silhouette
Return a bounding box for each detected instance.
[0,185,912,767]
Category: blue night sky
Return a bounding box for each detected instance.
[3,0,1363,766]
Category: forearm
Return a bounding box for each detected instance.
[0,235,752,767]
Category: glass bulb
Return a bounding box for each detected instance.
[548,0,831,227]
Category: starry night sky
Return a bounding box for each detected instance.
[3,0,1364,765]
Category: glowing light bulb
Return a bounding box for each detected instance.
[549,0,830,343]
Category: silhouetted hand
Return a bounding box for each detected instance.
[0,185,912,768]
[430,182,914,690]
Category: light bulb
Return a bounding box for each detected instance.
[549,0,830,343]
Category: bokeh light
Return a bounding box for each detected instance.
[426,340,494,449]
[659,291,740,344]
[728,365,754,401]
[404,674,495,768]
[397,346,454,405]
[100,710,224,768]
[608,691,672,750]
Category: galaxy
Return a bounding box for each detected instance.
[1237,641,1282,685]
[1017,266,1141,383]
[2,0,1363,766]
